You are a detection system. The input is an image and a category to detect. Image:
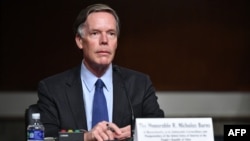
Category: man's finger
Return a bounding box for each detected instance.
[107,122,122,135]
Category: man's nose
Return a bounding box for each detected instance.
[100,33,108,44]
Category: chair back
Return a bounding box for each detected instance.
[25,104,39,129]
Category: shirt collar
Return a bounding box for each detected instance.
[81,61,113,92]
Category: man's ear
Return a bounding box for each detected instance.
[75,35,83,49]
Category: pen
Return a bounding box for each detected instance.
[107,123,115,132]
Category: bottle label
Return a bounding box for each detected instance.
[27,129,44,140]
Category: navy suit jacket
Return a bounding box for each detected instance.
[37,64,164,137]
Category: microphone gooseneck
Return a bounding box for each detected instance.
[114,66,135,140]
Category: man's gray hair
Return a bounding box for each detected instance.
[73,4,120,37]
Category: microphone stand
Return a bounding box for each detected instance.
[114,66,135,141]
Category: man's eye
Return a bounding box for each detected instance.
[109,32,116,36]
[91,32,98,35]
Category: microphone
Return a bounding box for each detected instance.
[114,66,135,141]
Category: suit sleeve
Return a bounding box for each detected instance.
[37,80,60,137]
[142,75,165,117]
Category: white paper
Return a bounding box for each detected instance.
[134,118,214,141]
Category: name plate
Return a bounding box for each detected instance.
[134,118,214,141]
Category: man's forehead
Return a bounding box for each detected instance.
[84,12,117,29]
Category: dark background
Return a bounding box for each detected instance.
[1,0,249,91]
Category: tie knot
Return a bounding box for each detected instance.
[95,79,104,88]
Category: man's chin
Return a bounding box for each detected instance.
[94,61,111,68]
[97,60,112,66]
[99,63,111,67]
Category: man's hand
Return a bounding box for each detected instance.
[84,121,124,141]
[114,125,131,140]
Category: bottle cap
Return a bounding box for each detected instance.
[32,113,40,119]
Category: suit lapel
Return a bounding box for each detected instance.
[65,66,87,129]
[62,65,130,129]
[112,68,131,127]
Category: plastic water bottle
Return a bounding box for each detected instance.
[27,113,45,141]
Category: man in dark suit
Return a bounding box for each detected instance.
[37,3,164,141]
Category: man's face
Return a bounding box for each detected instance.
[76,12,118,68]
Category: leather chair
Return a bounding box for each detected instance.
[25,104,39,128]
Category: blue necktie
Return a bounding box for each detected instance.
[92,79,109,128]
